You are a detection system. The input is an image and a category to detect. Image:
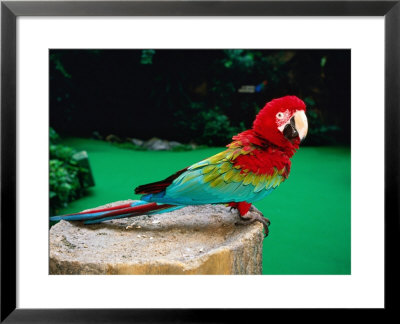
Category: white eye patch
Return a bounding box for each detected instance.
[276,109,290,129]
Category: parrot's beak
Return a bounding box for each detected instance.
[282,110,308,142]
[294,110,308,141]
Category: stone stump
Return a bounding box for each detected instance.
[50,200,264,274]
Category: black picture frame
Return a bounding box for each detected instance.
[1,0,399,322]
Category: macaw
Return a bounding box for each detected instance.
[51,95,308,237]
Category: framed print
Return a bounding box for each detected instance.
[1,0,399,321]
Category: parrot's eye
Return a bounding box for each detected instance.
[276,112,284,119]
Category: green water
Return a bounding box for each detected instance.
[58,138,351,275]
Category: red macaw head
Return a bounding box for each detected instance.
[252,96,308,148]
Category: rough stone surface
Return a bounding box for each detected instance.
[130,138,144,147]
[49,200,264,275]
[143,137,171,150]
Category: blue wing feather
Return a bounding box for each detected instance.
[141,152,281,205]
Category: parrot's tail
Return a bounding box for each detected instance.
[50,201,183,225]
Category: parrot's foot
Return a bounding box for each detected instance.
[235,212,271,237]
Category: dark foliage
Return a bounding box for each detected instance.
[49,128,91,215]
[50,49,350,146]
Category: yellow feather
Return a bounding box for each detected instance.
[232,171,245,182]
[203,168,220,183]
[243,173,255,185]
[208,151,226,164]
[202,165,215,174]
[259,174,267,183]
[225,151,234,161]
[265,177,273,189]
[232,150,242,160]
[254,178,266,192]
[220,162,231,174]
[228,142,240,149]
[223,169,236,181]
[252,174,260,186]
[273,175,282,187]
[210,176,224,188]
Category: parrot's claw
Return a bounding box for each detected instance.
[235,212,271,237]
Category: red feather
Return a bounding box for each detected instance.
[233,144,291,178]
[226,96,306,178]
[253,96,306,149]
